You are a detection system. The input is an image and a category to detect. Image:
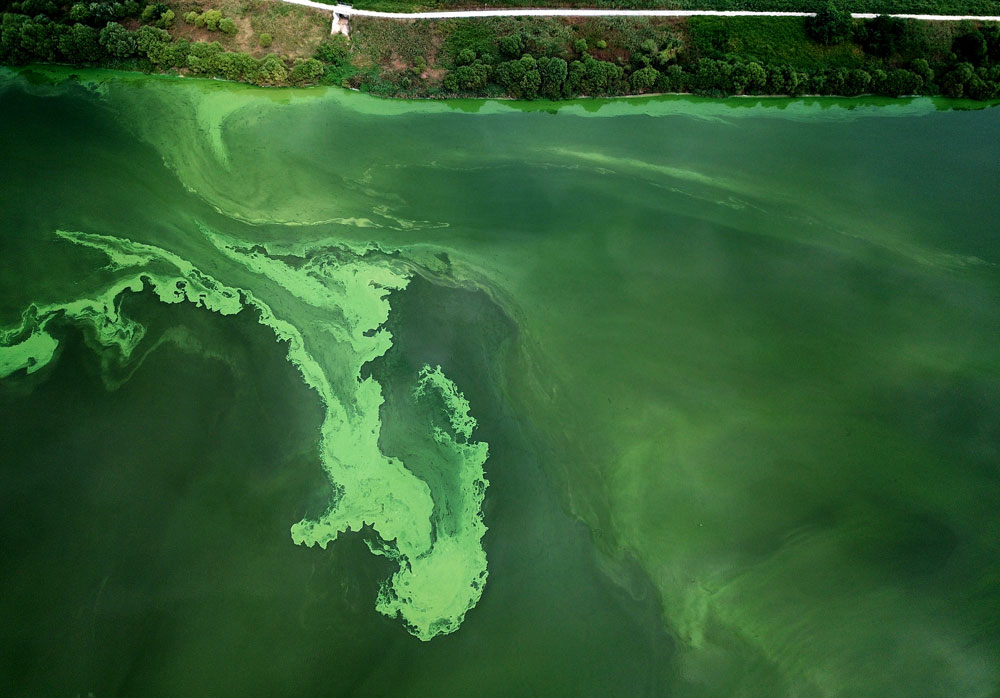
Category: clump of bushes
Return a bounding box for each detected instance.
[434,16,1000,100]
[0,7,332,87]
[140,3,173,28]
[182,8,235,33]
[315,35,350,65]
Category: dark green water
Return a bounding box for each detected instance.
[1,67,998,697]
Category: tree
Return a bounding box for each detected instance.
[225,51,258,81]
[877,68,922,96]
[256,52,287,85]
[289,57,324,84]
[186,40,223,73]
[806,2,852,45]
[581,54,623,95]
[135,24,168,56]
[843,68,872,95]
[16,0,58,16]
[1,14,29,63]
[983,25,1000,62]
[444,60,489,92]
[57,22,101,62]
[163,37,189,67]
[745,61,767,93]
[694,58,729,93]
[656,64,685,93]
[498,33,523,59]
[911,58,933,86]
[964,74,995,99]
[940,62,974,98]
[538,55,567,99]
[860,15,907,57]
[629,65,659,92]
[953,31,987,66]
[18,17,60,61]
[563,59,585,96]
[99,21,136,59]
[495,54,541,99]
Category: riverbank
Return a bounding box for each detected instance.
[2,0,999,98]
[344,13,1000,99]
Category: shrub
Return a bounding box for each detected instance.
[183,10,197,24]
[456,47,475,65]
[258,32,272,47]
[218,17,236,35]
[289,57,324,83]
[140,3,164,23]
[315,35,349,65]
[195,9,223,30]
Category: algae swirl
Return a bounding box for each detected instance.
[0,228,490,641]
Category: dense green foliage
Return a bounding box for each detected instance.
[347,14,1000,100]
[806,2,853,44]
[3,0,999,99]
[0,0,339,85]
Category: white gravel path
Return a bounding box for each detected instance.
[282,0,1000,22]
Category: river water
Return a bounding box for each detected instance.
[1,67,998,697]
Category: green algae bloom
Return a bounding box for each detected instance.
[2,228,490,642]
[1,67,999,698]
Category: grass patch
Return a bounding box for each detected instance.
[167,0,330,60]
[687,17,866,69]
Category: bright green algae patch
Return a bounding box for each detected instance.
[373,365,489,639]
[0,228,490,641]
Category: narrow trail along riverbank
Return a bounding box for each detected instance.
[282,0,1000,22]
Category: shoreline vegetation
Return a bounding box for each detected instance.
[2,0,1000,98]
